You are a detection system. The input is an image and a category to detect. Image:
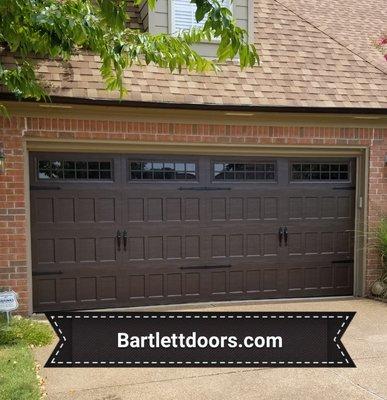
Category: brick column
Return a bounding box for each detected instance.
[0,117,28,314]
[366,131,387,291]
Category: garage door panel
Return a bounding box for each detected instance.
[246,197,261,220]
[32,192,122,226]
[206,231,280,259]
[56,238,77,263]
[211,271,227,294]
[246,270,261,293]
[34,279,57,306]
[33,232,120,269]
[246,234,262,257]
[206,267,284,296]
[262,268,281,292]
[285,264,353,296]
[166,273,183,297]
[124,195,203,224]
[208,195,280,222]
[128,275,146,299]
[33,274,121,309]
[55,197,76,223]
[78,238,97,263]
[333,260,354,283]
[148,274,164,298]
[125,234,203,262]
[57,278,77,303]
[126,271,205,300]
[288,195,355,220]
[34,197,55,224]
[211,235,227,258]
[96,276,117,300]
[185,273,201,296]
[78,276,117,303]
[184,198,201,221]
[263,197,280,220]
[286,231,353,258]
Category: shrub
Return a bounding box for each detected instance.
[370,218,387,298]
[0,315,54,347]
[375,217,387,270]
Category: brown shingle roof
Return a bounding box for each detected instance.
[2,0,387,109]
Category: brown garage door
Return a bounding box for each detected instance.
[30,153,355,311]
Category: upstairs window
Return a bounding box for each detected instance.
[171,0,231,34]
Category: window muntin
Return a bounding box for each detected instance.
[213,162,276,181]
[129,161,197,180]
[38,160,112,180]
[171,0,231,34]
[290,163,350,181]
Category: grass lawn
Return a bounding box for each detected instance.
[0,344,41,400]
[0,316,54,400]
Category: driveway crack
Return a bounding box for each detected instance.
[331,371,386,400]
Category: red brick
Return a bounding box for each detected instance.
[1,116,386,311]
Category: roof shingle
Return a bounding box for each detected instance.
[1,0,386,109]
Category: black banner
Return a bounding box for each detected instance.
[45,312,355,368]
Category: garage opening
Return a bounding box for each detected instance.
[30,153,355,311]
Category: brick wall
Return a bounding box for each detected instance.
[367,133,387,288]
[0,117,28,313]
[0,115,386,313]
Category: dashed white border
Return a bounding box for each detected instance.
[49,314,352,366]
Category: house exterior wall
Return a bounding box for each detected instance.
[0,114,386,314]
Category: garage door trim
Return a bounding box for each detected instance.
[28,150,365,312]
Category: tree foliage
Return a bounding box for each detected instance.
[0,0,259,102]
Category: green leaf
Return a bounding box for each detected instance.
[0,0,259,104]
[0,104,10,118]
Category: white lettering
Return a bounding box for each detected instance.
[117,333,129,348]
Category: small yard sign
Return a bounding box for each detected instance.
[0,291,18,312]
[0,291,18,324]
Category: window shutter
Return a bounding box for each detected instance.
[171,0,232,35]
[171,0,205,34]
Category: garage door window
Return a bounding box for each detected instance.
[213,162,276,181]
[129,161,197,180]
[38,160,112,180]
[290,162,350,181]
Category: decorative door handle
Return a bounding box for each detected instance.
[283,227,288,246]
[278,227,283,247]
[116,230,121,251]
[123,230,127,251]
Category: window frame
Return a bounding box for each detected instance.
[289,161,352,183]
[36,159,114,182]
[169,0,233,41]
[211,160,278,183]
[127,159,199,182]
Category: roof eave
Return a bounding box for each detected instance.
[2,93,387,116]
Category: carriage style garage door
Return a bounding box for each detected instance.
[30,153,356,312]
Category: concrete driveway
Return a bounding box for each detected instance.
[33,298,387,400]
